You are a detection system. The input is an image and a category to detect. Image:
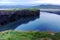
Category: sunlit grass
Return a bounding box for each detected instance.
[0,30,60,40]
[0,8,40,12]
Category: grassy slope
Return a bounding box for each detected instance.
[0,30,60,40]
[0,8,39,11]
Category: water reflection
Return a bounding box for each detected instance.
[0,15,39,32]
[1,12,60,32]
[15,17,40,31]
[15,12,60,32]
[43,11,60,15]
[39,12,60,32]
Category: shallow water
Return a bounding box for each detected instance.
[0,12,60,32]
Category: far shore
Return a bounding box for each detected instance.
[40,9,60,12]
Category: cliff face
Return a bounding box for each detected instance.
[0,10,40,16]
[0,10,40,26]
[0,16,39,31]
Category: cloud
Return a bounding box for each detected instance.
[0,0,60,6]
[0,0,41,6]
[40,0,60,5]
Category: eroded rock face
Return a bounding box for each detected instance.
[0,16,39,31]
[0,10,40,26]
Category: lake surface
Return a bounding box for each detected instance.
[0,12,60,32]
[15,12,60,32]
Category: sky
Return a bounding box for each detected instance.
[0,0,60,6]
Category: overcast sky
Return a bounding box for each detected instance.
[0,0,60,6]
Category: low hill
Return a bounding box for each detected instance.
[33,4,60,9]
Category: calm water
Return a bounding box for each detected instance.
[15,12,60,32]
[0,12,60,32]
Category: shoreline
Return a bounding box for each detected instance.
[40,9,60,12]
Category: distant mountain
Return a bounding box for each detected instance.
[33,4,60,9]
[0,5,31,9]
[0,4,60,9]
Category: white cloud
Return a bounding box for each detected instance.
[0,0,60,6]
[0,0,41,6]
[40,0,60,5]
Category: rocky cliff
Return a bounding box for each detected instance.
[0,9,40,26]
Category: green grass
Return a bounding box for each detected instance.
[0,8,40,11]
[0,30,60,40]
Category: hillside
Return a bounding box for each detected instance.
[0,5,60,9]
[0,5,31,9]
[33,5,60,9]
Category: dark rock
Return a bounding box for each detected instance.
[0,9,40,26]
[0,15,39,31]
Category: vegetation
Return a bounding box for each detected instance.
[0,8,39,11]
[0,30,60,40]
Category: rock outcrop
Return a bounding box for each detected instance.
[0,9,40,26]
[0,16,39,31]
